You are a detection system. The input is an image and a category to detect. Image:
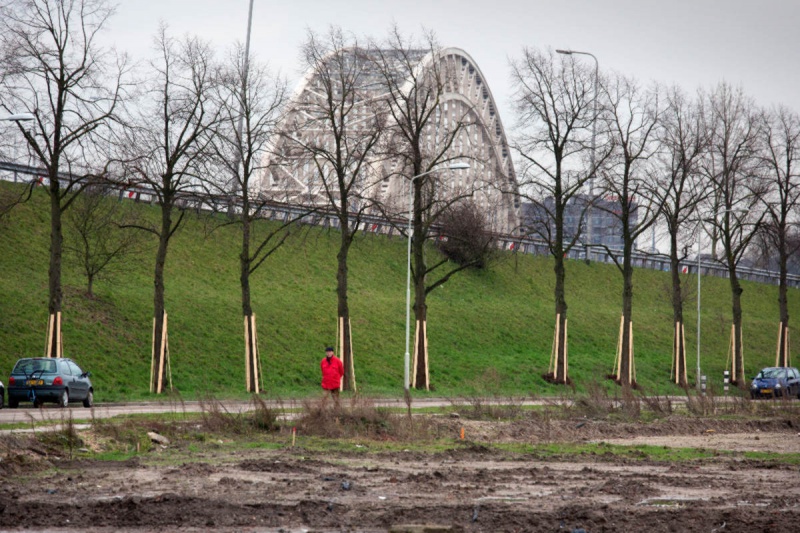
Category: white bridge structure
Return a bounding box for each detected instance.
[263,46,520,234]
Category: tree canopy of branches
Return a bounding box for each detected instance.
[119,26,219,393]
[599,74,661,387]
[759,105,800,367]
[281,27,385,391]
[651,86,709,386]
[0,0,129,357]
[702,82,766,385]
[510,46,608,385]
[208,41,288,393]
[65,185,146,297]
[371,27,477,390]
[436,200,496,269]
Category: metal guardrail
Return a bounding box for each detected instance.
[2,160,797,288]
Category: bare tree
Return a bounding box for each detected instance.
[208,42,289,393]
[436,200,497,269]
[0,180,35,222]
[64,185,146,297]
[371,27,478,390]
[651,86,709,386]
[279,28,385,392]
[599,74,661,388]
[701,82,766,385]
[119,27,219,393]
[509,47,609,385]
[0,0,128,357]
[759,105,800,367]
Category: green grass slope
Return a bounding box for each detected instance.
[1,183,798,401]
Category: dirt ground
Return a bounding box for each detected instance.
[1,414,799,532]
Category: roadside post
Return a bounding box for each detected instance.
[701,375,707,396]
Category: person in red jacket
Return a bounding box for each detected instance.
[320,346,344,407]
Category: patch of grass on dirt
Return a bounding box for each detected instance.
[495,441,800,465]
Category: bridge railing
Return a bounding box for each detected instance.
[2,161,796,288]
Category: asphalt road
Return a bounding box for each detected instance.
[0,397,433,424]
[0,394,741,425]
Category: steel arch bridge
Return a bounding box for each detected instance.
[265,46,519,234]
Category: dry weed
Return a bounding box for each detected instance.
[294,395,438,441]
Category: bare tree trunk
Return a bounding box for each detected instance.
[669,230,688,386]
[241,211,253,317]
[411,181,429,390]
[240,206,261,393]
[413,270,428,390]
[777,227,790,367]
[151,203,171,393]
[552,252,569,383]
[618,253,635,387]
[47,173,64,358]
[729,270,745,385]
[337,213,356,391]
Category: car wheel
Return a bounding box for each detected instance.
[33,397,44,408]
[58,389,69,408]
[82,390,93,408]
[8,397,18,409]
[0,387,4,409]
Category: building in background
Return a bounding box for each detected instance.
[521,193,638,251]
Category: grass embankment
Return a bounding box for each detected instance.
[1,182,798,401]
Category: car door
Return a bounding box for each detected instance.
[66,361,88,400]
[789,368,800,395]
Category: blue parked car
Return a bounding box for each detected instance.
[7,357,93,408]
[750,367,800,399]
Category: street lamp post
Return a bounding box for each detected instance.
[556,49,598,259]
[404,161,470,391]
[1,113,35,122]
[695,225,703,390]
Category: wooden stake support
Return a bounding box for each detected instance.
[44,312,63,358]
[410,320,429,391]
[336,316,358,393]
[150,317,156,393]
[611,316,635,385]
[423,320,429,390]
[726,324,741,382]
[776,322,790,367]
[56,312,62,358]
[45,314,54,358]
[563,318,569,383]
[681,323,687,385]
[347,318,356,393]
[411,322,419,389]
[245,316,251,391]
[157,312,167,393]
[629,321,635,384]
[549,314,559,376]
[613,315,624,379]
[244,314,261,393]
[151,311,171,394]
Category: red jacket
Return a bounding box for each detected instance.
[320,355,344,390]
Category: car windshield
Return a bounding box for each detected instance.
[757,368,785,379]
[13,359,57,374]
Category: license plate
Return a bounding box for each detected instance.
[760,389,773,395]
[26,379,43,386]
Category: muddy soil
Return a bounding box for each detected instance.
[1,416,799,532]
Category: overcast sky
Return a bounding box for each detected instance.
[104,0,799,130]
